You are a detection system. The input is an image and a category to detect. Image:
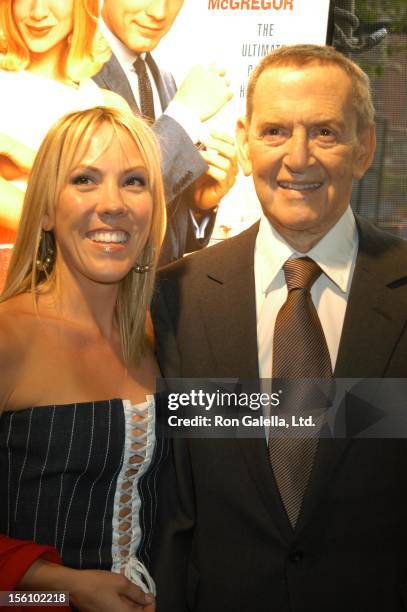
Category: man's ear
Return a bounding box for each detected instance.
[236,117,252,177]
[353,124,376,180]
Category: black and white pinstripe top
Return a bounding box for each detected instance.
[0,397,169,591]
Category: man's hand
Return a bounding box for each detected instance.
[191,131,238,210]
[175,65,233,121]
[0,133,35,181]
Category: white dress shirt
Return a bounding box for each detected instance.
[255,207,358,380]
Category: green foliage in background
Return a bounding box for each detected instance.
[352,0,407,76]
[355,0,407,34]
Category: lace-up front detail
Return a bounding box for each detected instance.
[111,397,156,593]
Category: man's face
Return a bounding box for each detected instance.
[237,64,375,245]
[102,0,184,53]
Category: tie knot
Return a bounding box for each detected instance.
[133,56,146,75]
[283,257,322,291]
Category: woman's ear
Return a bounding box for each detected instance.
[42,213,53,231]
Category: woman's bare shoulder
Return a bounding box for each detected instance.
[0,295,35,405]
[0,294,35,360]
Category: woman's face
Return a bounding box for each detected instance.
[13,0,74,56]
[46,124,154,286]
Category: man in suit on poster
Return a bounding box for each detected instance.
[152,45,407,611]
[95,0,237,264]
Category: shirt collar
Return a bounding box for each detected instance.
[100,19,146,72]
[256,206,358,295]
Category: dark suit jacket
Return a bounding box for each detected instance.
[93,53,209,265]
[151,215,407,612]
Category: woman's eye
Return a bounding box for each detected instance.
[71,175,93,186]
[123,175,147,188]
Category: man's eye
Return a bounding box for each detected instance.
[263,127,282,137]
[317,128,336,140]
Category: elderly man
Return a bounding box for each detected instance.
[152,45,407,611]
[95,0,237,264]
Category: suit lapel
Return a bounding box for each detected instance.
[335,216,407,378]
[197,224,259,380]
[146,53,175,112]
[296,216,407,531]
[198,224,293,537]
[94,55,139,113]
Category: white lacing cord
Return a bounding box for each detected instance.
[117,415,150,559]
[124,557,156,596]
[111,399,156,594]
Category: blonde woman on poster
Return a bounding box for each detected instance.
[0,0,127,244]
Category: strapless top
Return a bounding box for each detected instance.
[0,397,168,593]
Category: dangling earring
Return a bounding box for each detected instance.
[133,262,152,274]
[36,230,55,273]
[133,247,154,273]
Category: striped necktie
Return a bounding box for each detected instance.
[133,57,155,122]
[269,257,332,527]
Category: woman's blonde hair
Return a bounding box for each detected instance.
[0,0,110,81]
[1,106,166,363]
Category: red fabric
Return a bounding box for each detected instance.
[0,227,16,244]
[0,536,71,610]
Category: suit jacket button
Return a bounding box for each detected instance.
[289,549,303,563]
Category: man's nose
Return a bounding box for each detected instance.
[30,0,49,20]
[283,129,312,174]
[146,0,168,21]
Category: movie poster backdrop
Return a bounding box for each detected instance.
[155,0,332,241]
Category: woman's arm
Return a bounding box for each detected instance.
[0,133,35,231]
[0,318,17,413]
[0,536,155,611]
[21,560,155,612]
[0,134,36,180]
[0,177,24,231]
[0,535,63,591]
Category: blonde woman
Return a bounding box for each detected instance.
[0,106,166,611]
[0,0,128,241]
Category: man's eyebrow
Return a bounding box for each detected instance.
[255,119,287,130]
[313,118,344,127]
[254,118,347,132]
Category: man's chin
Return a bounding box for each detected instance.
[127,31,161,54]
[267,211,322,234]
